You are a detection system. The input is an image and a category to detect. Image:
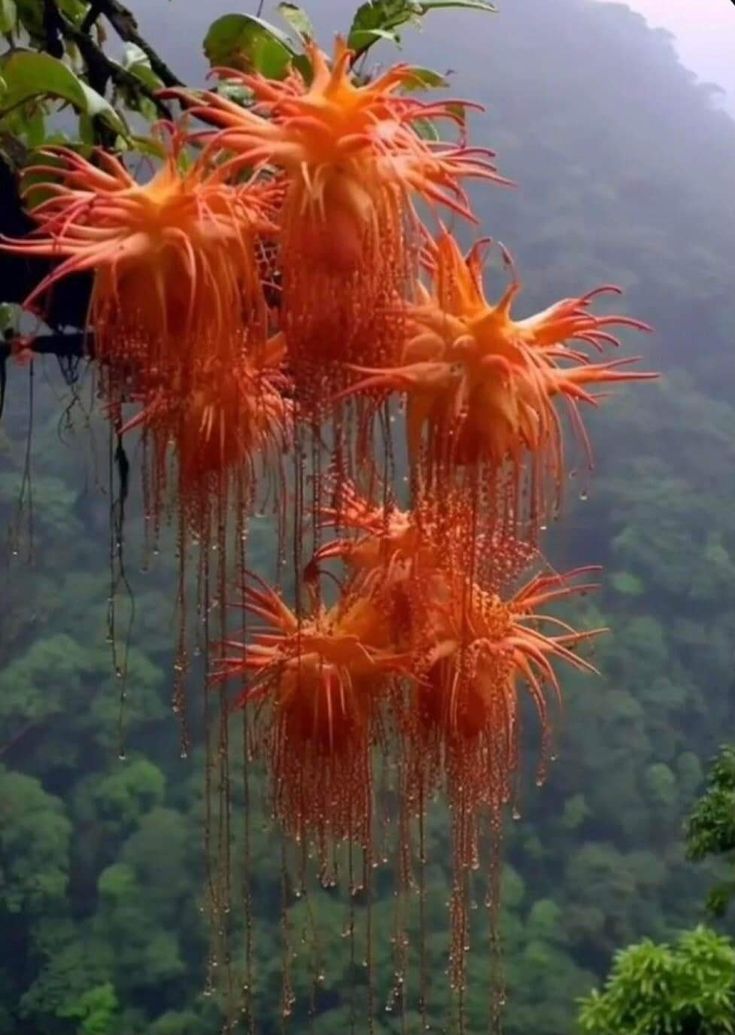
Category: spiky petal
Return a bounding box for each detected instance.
[1,126,276,387]
[172,40,506,411]
[341,231,656,533]
[213,571,409,856]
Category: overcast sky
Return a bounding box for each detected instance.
[597,0,735,108]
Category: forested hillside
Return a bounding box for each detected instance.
[1,1,734,1033]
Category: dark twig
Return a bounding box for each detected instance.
[94,0,183,87]
[80,0,105,34]
[0,332,90,362]
[53,5,174,120]
[42,0,65,58]
[0,334,88,403]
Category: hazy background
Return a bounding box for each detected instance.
[139,0,735,111]
[608,0,735,111]
[3,1,735,1033]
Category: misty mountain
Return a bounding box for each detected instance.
[2,2,735,1034]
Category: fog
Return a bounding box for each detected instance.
[4,2,735,1034]
[599,0,735,110]
[135,0,735,111]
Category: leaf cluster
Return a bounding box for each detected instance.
[685,746,735,917]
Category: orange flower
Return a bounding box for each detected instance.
[215,571,409,850]
[310,491,601,979]
[403,564,603,985]
[313,492,596,773]
[178,39,505,406]
[1,126,275,384]
[343,232,656,529]
[120,334,291,531]
[312,481,420,573]
[190,39,501,221]
[412,567,601,753]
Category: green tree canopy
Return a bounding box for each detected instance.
[578,926,735,1035]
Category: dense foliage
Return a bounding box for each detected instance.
[686,745,735,919]
[1,0,735,1033]
[579,745,735,1035]
[578,926,735,1035]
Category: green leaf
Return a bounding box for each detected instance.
[349,26,403,50]
[203,14,296,78]
[413,116,440,141]
[58,0,88,22]
[348,0,495,55]
[0,0,16,34]
[77,81,128,137]
[121,43,163,92]
[129,133,168,160]
[22,105,45,146]
[0,52,128,138]
[292,52,313,83]
[214,77,255,108]
[14,0,42,39]
[418,0,496,11]
[78,111,95,146]
[0,94,46,146]
[112,43,164,122]
[401,66,449,91]
[348,1,422,52]
[277,2,314,43]
[0,302,21,333]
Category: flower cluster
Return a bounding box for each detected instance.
[3,34,656,1002]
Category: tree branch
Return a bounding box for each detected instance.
[53,3,174,121]
[1,332,90,362]
[95,0,183,88]
[1,333,87,415]
[80,0,106,34]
